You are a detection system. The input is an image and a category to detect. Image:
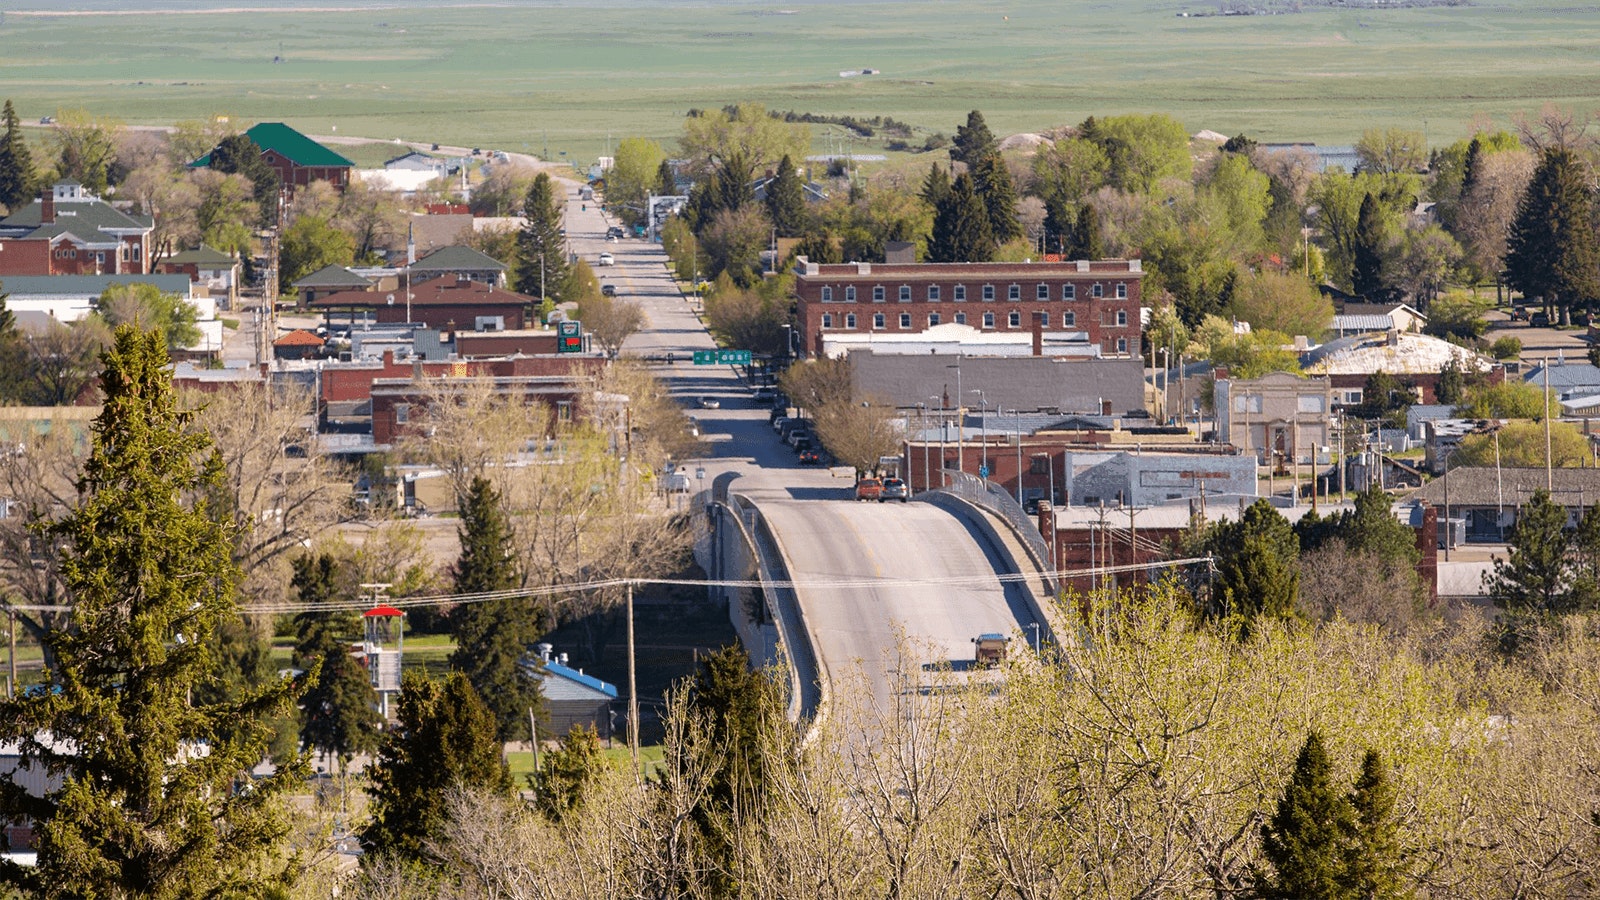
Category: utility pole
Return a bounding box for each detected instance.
[626,581,640,778]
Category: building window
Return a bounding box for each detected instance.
[873,313,885,329]
[1299,395,1326,413]
[394,403,410,424]
[1008,311,1021,327]
[1343,389,1363,405]
[928,313,941,326]
[898,313,911,329]
[822,313,834,329]
[845,313,857,328]
[927,285,941,301]
[1234,394,1263,413]
[557,401,573,422]
[1093,283,1104,298]
[899,285,912,302]
[821,286,833,302]
[131,244,140,261]
[1116,338,1128,354]
[845,286,856,302]
[1008,284,1021,301]
[1116,282,1128,299]
[982,284,995,301]
[873,285,885,302]
[1030,455,1050,475]
[954,313,967,325]
[1063,284,1075,300]
[1037,283,1049,300]
[1062,311,1076,327]
[983,311,995,328]
[1115,310,1128,327]
[954,284,966,302]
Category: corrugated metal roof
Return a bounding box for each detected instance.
[0,274,193,296]
[536,661,618,699]
[1330,314,1394,332]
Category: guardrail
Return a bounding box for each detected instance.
[720,494,821,727]
[937,470,1059,598]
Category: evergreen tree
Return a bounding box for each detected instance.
[764,154,807,238]
[448,476,543,743]
[1436,355,1466,406]
[1569,503,1600,611]
[207,132,281,228]
[1257,731,1357,900]
[1485,489,1578,614]
[1346,482,1421,570]
[927,172,994,263]
[920,162,951,209]
[364,671,514,861]
[1206,498,1300,622]
[533,724,610,822]
[1459,136,1484,199]
[712,150,756,215]
[514,172,569,301]
[0,326,304,896]
[1506,147,1600,326]
[1353,192,1387,298]
[1069,202,1105,260]
[950,109,998,168]
[1346,749,1408,900]
[0,100,34,212]
[655,158,679,198]
[292,553,381,773]
[1042,196,1073,255]
[970,151,1023,243]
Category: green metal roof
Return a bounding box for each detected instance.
[293,264,374,289]
[163,244,236,266]
[192,122,354,169]
[411,245,507,272]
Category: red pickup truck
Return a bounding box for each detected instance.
[854,478,883,502]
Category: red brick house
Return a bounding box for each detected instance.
[792,257,1144,359]
[0,181,153,277]
[310,275,535,331]
[273,329,325,361]
[191,122,354,197]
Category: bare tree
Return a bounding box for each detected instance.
[1458,148,1537,289]
[811,398,900,475]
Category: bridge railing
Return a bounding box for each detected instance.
[935,470,1059,598]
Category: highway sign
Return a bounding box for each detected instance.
[693,349,752,365]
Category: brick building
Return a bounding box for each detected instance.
[0,181,153,277]
[191,122,353,196]
[792,257,1144,359]
[310,275,535,331]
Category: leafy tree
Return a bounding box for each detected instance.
[204,131,281,227]
[1346,482,1422,570]
[1352,192,1388,299]
[1221,133,1259,155]
[1505,147,1600,325]
[950,109,998,168]
[1492,335,1523,360]
[680,103,809,186]
[1456,379,1553,420]
[513,172,569,300]
[0,100,35,211]
[1310,171,1419,291]
[1204,498,1300,622]
[700,204,770,287]
[534,724,610,822]
[1224,269,1333,338]
[1452,420,1590,469]
[1189,314,1300,378]
[279,214,355,289]
[449,477,543,743]
[1346,749,1408,900]
[1353,371,1413,427]
[778,355,853,412]
[928,172,994,263]
[50,108,119,194]
[364,671,515,861]
[1088,113,1192,193]
[1355,127,1427,176]
[96,282,200,352]
[1257,731,1357,900]
[970,151,1022,243]
[0,326,304,896]
[607,137,667,228]
[1436,356,1466,406]
[1485,489,1580,615]
[703,272,788,356]
[292,553,380,773]
[1032,136,1110,210]
[9,316,111,406]
[764,154,807,238]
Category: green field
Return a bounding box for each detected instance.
[3,0,1600,161]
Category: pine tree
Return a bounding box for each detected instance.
[292,553,381,772]
[1353,192,1387,298]
[1346,749,1408,899]
[1069,202,1104,260]
[364,671,514,861]
[655,158,679,198]
[206,132,281,228]
[1459,136,1484,198]
[0,326,304,896]
[971,151,1023,243]
[951,109,998,168]
[920,162,951,208]
[1485,488,1576,614]
[448,476,543,742]
[1257,731,1358,900]
[0,100,34,212]
[1506,147,1600,325]
[1207,498,1300,622]
[1346,482,1421,570]
[765,154,807,238]
[514,172,569,301]
[928,172,994,263]
[533,724,610,822]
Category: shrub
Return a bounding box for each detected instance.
[1491,335,1523,360]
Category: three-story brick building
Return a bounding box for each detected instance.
[792,257,1144,358]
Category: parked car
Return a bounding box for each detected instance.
[601,284,617,297]
[854,478,883,502]
[880,477,909,502]
[607,226,625,239]
[752,389,777,404]
[698,396,721,409]
[598,252,615,266]
[771,415,791,432]
[791,436,813,453]
[662,470,692,493]
[972,633,1010,666]
[1531,312,1551,328]
[798,448,822,465]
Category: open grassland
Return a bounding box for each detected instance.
[3,0,1600,158]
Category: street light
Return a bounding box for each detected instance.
[971,389,989,477]
[930,394,945,488]
[946,359,963,472]
[1027,622,1041,654]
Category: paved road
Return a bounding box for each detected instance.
[561,205,1045,717]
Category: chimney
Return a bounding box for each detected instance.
[1387,328,1399,347]
[1032,311,1045,357]
[382,349,395,368]
[39,189,53,224]
[1036,499,1054,541]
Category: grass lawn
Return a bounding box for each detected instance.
[4,1,1600,159]
[506,744,665,783]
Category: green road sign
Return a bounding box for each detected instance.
[556,320,583,353]
[693,349,751,365]
[693,349,717,365]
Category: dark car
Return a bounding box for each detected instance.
[601,284,617,297]
[798,447,821,465]
[752,389,777,404]
[1531,312,1551,328]
[880,477,909,503]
